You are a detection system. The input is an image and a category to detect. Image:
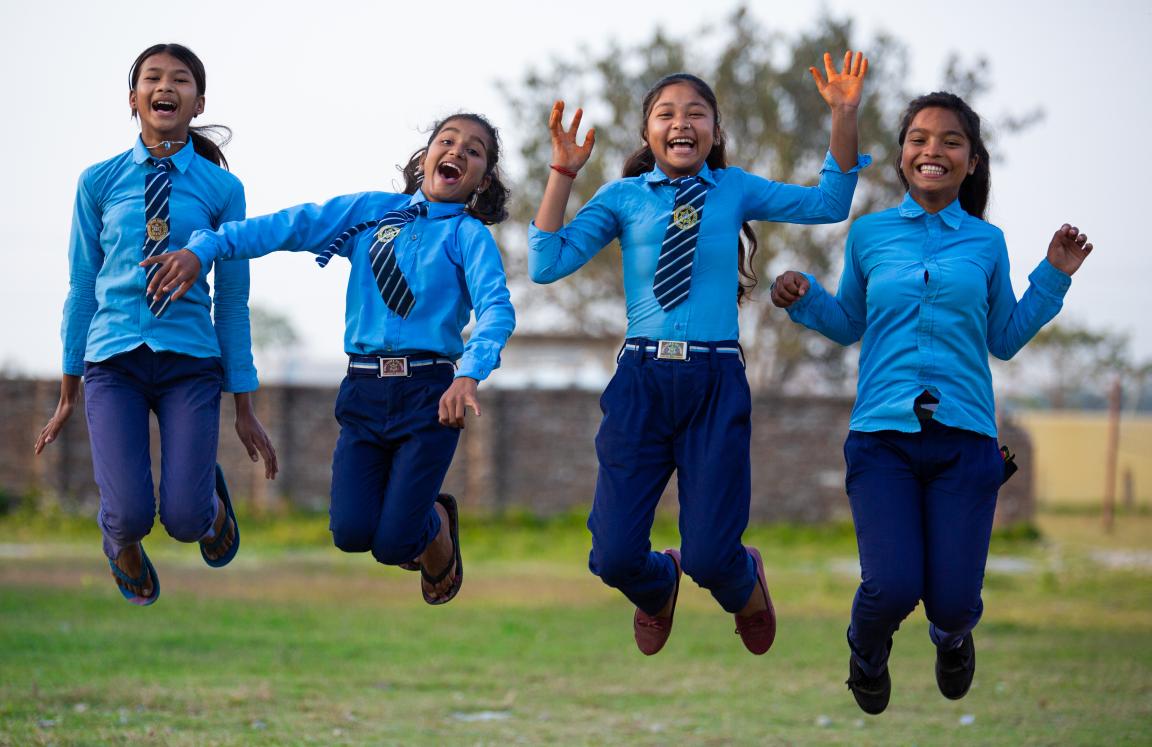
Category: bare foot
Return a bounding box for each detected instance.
[418,501,457,602]
[735,576,769,619]
[111,543,153,598]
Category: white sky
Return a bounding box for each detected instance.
[2,0,1149,379]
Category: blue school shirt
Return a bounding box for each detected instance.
[528,151,869,341]
[787,194,1072,437]
[62,139,257,392]
[184,191,514,382]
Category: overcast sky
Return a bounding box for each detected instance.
[2,0,1148,380]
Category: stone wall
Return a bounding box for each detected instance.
[2,379,1033,526]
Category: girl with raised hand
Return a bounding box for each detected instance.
[142,113,515,605]
[771,91,1094,714]
[529,53,869,655]
[35,42,277,606]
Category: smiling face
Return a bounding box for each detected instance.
[899,106,978,213]
[129,53,203,146]
[643,82,717,179]
[420,118,493,204]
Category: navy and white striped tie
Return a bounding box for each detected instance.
[317,202,427,318]
[653,175,708,311]
[143,158,175,317]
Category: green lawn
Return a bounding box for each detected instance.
[0,511,1149,746]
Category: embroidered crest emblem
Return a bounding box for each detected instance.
[375,225,403,243]
[146,217,169,242]
[672,204,699,230]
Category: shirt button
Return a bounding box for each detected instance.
[409,233,419,242]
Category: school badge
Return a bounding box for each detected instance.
[672,204,699,230]
[375,225,403,244]
[146,217,169,242]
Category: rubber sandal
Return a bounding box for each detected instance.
[201,464,240,568]
[108,545,160,606]
[420,494,462,605]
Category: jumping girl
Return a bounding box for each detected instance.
[529,53,869,655]
[771,91,1093,713]
[142,113,515,605]
[35,43,277,606]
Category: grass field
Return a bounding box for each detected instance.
[0,509,1149,746]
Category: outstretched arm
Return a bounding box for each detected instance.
[810,51,868,173]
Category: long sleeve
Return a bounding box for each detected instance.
[527,183,622,284]
[454,223,515,381]
[209,182,258,392]
[742,151,870,225]
[787,227,868,346]
[61,171,103,375]
[186,192,388,266]
[985,248,1071,361]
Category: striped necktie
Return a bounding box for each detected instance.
[143,158,175,317]
[317,202,428,318]
[653,175,708,311]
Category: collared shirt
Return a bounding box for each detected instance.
[528,151,869,341]
[788,193,1072,437]
[62,138,257,392]
[185,191,514,381]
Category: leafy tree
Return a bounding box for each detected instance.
[498,6,1037,393]
[1000,322,1130,409]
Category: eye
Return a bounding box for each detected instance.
[467,148,480,157]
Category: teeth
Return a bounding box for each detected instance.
[919,164,945,175]
[669,138,694,146]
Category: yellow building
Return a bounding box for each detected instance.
[1015,411,1152,508]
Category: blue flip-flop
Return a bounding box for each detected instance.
[200,464,240,568]
[108,545,160,606]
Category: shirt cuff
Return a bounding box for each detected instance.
[785,273,821,317]
[1029,258,1073,299]
[527,220,557,246]
[63,352,85,377]
[820,151,873,174]
[223,366,259,394]
[455,352,497,382]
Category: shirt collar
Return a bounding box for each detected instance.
[898,192,966,229]
[132,137,195,174]
[642,162,718,188]
[411,190,467,218]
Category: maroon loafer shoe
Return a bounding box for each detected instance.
[734,546,776,655]
[633,548,682,656]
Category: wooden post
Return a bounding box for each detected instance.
[1103,377,1121,533]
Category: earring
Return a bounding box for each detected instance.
[467,189,481,210]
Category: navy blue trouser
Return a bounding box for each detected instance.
[589,340,758,615]
[83,345,222,560]
[844,419,1003,678]
[329,364,459,565]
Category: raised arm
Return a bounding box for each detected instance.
[810,51,868,173]
[534,101,596,232]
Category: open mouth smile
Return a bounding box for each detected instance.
[436,161,463,184]
[668,137,696,155]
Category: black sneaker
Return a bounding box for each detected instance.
[936,632,976,700]
[846,655,891,715]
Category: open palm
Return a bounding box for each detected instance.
[810,51,868,109]
[548,100,596,173]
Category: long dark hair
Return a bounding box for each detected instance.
[895,91,991,220]
[399,113,510,225]
[129,43,232,169]
[623,73,758,303]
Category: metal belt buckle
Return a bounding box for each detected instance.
[656,340,688,361]
[377,357,409,377]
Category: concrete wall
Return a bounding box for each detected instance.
[3,379,1033,526]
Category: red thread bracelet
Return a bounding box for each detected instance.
[550,164,578,179]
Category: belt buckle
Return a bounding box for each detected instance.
[656,340,688,361]
[377,357,409,377]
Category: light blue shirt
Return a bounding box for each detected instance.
[62,138,257,392]
[185,191,514,381]
[528,152,869,341]
[787,194,1072,437]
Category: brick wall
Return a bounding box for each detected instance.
[3,379,1033,526]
